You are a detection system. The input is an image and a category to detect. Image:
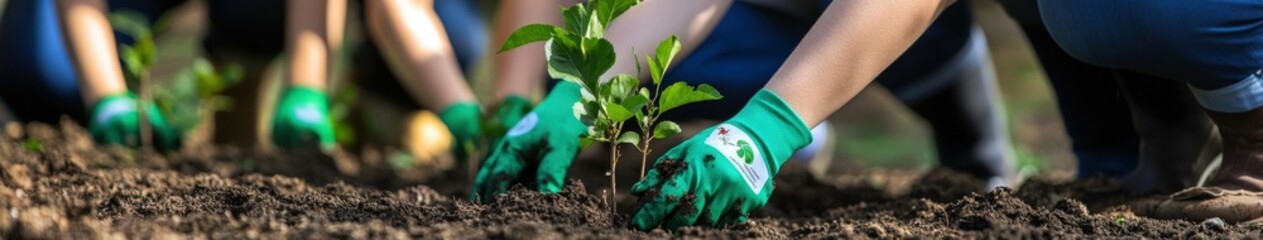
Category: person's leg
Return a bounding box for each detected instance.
[202,0,288,148]
[999,0,1141,178]
[897,27,1016,189]
[1041,0,1263,223]
[876,2,1015,188]
[1114,71,1214,195]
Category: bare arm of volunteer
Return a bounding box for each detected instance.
[366,0,474,110]
[766,0,957,126]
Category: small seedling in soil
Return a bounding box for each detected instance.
[111,11,242,146]
[21,138,42,153]
[110,11,159,150]
[498,0,719,209]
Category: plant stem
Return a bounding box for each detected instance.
[640,136,650,178]
[139,72,153,151]
[609,138,619,211]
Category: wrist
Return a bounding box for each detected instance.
[497,95,533,110]
[725,89,813,174]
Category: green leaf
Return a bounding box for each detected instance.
[605,101,634,122]
[581,38,616,85]
[119,46,145,80]
[579,137,596,150]
[621,95,649,116]
[560,4,588,37]
[217,62,244,86]
[136,35,156,65]
[498,24,559,53]
[573,101,597,126]
[632,47,642,76]
[616,131,640,147]
[653,120,681,139]
[591,0,641,28]
[108,11,151,40]
[649,35,681,85]
[545,36,615,89]
[604,74,638,100]
[658,82,723,113]
[561,4,601,39]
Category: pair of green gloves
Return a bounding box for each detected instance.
[269,87,514,154]
[88,87,339,151]
[471,81,813,230]
[91,86,528,157]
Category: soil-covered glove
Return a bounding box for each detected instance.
[471,82,586,202]
[89,92,181,151]
[271,86,335,150]
[439,101,483,162]
[630,89,812,230]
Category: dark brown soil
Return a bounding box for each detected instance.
[2,120,1262,239]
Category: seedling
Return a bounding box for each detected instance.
[498,0,720,207]
[110,11,159,150]
[111,11,242,145]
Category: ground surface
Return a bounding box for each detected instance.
[1,121,1259,239]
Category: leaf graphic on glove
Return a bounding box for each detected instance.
[705,124,769,194]
[737,140,755,164]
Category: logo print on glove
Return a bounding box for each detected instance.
[506,112,539,137]
[737,140,754,164]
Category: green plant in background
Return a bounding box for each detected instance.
[111,11,242,140]
[328,82,358,147]
[498,0,720,205]
[158,58,242,133]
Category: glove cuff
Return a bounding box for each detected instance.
[282,86,328,102]
[727,89,813,175]
[439,101,482,124]
[498,95,533,110]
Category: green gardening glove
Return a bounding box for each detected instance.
[471,82,586,202]
[630,89,813,230]
[89,92,181,151]
[438,101,483,162]
[485,95,534,145]
[270,86,335,150]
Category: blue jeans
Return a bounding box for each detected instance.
[1041,0,1263,113]
[1002,0,1215,179]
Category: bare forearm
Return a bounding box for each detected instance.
[367,0,473,110]
[55,0,128,105]
[766,0,955,126]
[491,0,577,101]
[285,0,339,90]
